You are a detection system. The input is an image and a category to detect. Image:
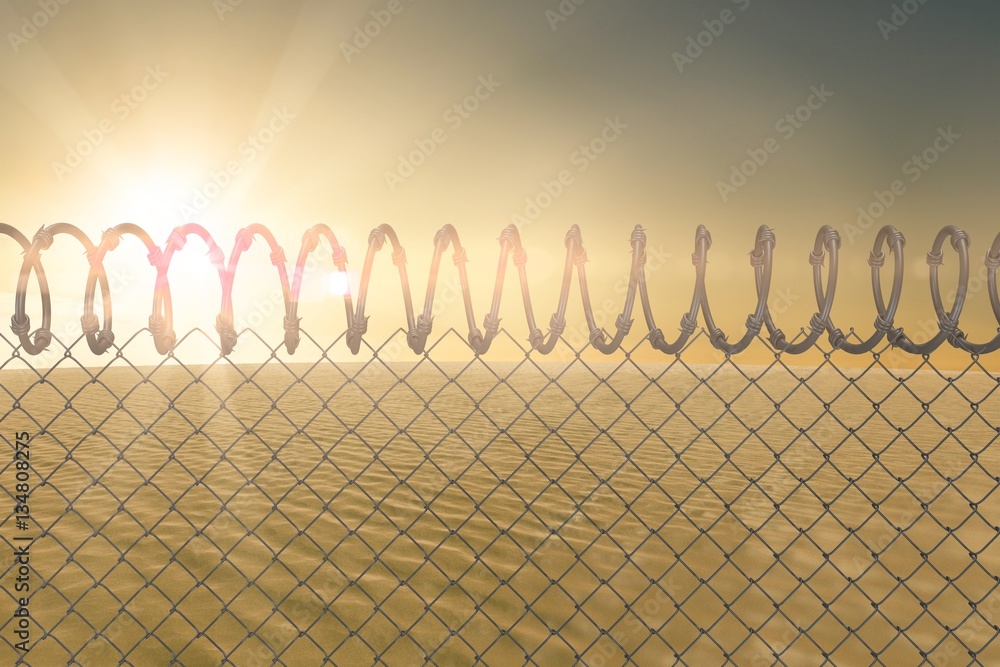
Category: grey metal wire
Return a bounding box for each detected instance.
[3,223,1000,359]
[0,224,999,665]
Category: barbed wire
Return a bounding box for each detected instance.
[1,222,998,358]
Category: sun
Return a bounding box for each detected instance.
[326,270,351,297]
[109,167,194,242]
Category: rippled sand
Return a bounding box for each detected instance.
[2,355,998,665]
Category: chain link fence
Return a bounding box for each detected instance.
[2,222,1000,665]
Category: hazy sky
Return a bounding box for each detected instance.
[0,0,997,368]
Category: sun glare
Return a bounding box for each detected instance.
[326,270,351,296]
[109,169,195,241]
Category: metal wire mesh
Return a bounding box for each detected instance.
[2,221,1000,665]
[3,221,1000,359]
[1,322,998,666]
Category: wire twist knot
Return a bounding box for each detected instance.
[167,229,187,252]
[270,247,286,266]
[80,312,100,335]
[147,246,163,267]
[679,312,697,336]
[234,228,254,253]
[96,329,115,350]
[332,246,348,266]
[710,328,727,348]
[33,227,54,251]
[630,226,646,246]
[207,244,225,268]
[484,313,501,336]
[302,228,320,253]
[10,313,30,336]
[101,227,122,251]
[758,227,776,247]
[648,328,665,347]
[874,313,895,334]
[809,313,827,336]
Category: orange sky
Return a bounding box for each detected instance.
[0,0,997,370]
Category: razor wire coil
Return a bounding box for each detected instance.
[2,222,999,357]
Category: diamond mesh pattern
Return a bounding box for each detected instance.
[1,326,999,666]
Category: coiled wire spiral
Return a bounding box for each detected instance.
[2,222,999,357]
